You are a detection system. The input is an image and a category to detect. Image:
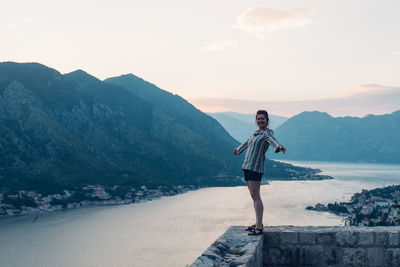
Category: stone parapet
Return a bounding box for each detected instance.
[191,226,400,267]
[263,226,400,267]
[191,226,264,267]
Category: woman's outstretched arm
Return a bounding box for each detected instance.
[234,138,249,155]
[266,130,286,154]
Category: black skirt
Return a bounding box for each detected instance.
[243,169,263,181]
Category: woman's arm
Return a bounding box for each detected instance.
[233,138,249,155]
[265,130,286,154]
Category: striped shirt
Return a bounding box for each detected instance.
[236,129,281,173]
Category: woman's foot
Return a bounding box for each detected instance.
[248,227,263,236]
[245,224,263,231]
[245,224,256,231]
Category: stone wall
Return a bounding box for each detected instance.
[191,226,400,267]
[191,226,264,267]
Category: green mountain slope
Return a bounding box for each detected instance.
[0,63,241,194]
[104,74,328,180]
[0,62,330,195]
[104,74,240,172]
[271,111,400,163]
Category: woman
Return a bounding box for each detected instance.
[233,110,286,235]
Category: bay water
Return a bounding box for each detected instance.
[1,161,400,267]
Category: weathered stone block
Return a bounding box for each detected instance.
[342,248,366,266]
[280,246,301,266]
[264,232,279,247]
[303,245,322,265]
[336,231,358,247]
[385,248,400,266]
[376,232,388,246]
[316,232,334,245]
[299,232,316,245]
[292,246,303,266]
[367,247,385,267]
[359,232,374,246]
[264,248,282,266]
[321,247,341,266]
[389,232,399,246]
[190,255,216,267]
[280,232,298,244]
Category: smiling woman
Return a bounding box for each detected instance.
[233,109,286,235]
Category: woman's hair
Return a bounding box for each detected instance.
[256,110,269,127]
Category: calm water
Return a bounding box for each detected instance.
[1,161,400,267]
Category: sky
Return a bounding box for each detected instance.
[1,0,400,117]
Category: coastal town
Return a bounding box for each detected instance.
[0,184,196,218]
[0,167,333,219]
[307,185,400,226]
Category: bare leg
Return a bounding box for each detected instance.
[246,180,263,228]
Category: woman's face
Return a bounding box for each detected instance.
[256,114,268,129]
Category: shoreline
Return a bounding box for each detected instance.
[277,159,400,167]
[0,185,200,220]
[307,184,400,227]
[0,175,333,220]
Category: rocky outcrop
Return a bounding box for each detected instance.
[191,226,263,267]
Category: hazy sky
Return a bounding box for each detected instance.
[1,0,399,116]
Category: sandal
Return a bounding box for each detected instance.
[248,227,263,236]
[245,224,256,231]
[245,224,263,231]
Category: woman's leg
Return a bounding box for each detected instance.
[246,180,263,228]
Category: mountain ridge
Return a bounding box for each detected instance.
[271,110,400,163]
[0,62,330,196]
[208,111,288,143]
[0,62,244,195]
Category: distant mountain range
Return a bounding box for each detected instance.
[208,112,288,142]
[270,111,400,163]
[0,62,322,195]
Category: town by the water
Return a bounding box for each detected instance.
[0,167,332,219]
[0,185,196,218]
[307,185,400,226]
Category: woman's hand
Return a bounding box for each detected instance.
[233,148,238,155]
[280,145,287,154]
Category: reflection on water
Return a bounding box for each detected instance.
[1,161,400,267]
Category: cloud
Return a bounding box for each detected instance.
[24,17,36,23]
[352,84,399,96]
[5,22,22,29]
[203,40,238,51]
[4,18,35,30]
[235,8,315,38]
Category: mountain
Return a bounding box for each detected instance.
[0,62,329,196]
[208,112,288,142]
[0,62,244,195]
[104,74,244,177]
[104,74,238,158]
[218,112,288,129]
[270,111,400,163]
[104,75,328,180]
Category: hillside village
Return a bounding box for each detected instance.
[0,185,195,218]
[307,185,400,226]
